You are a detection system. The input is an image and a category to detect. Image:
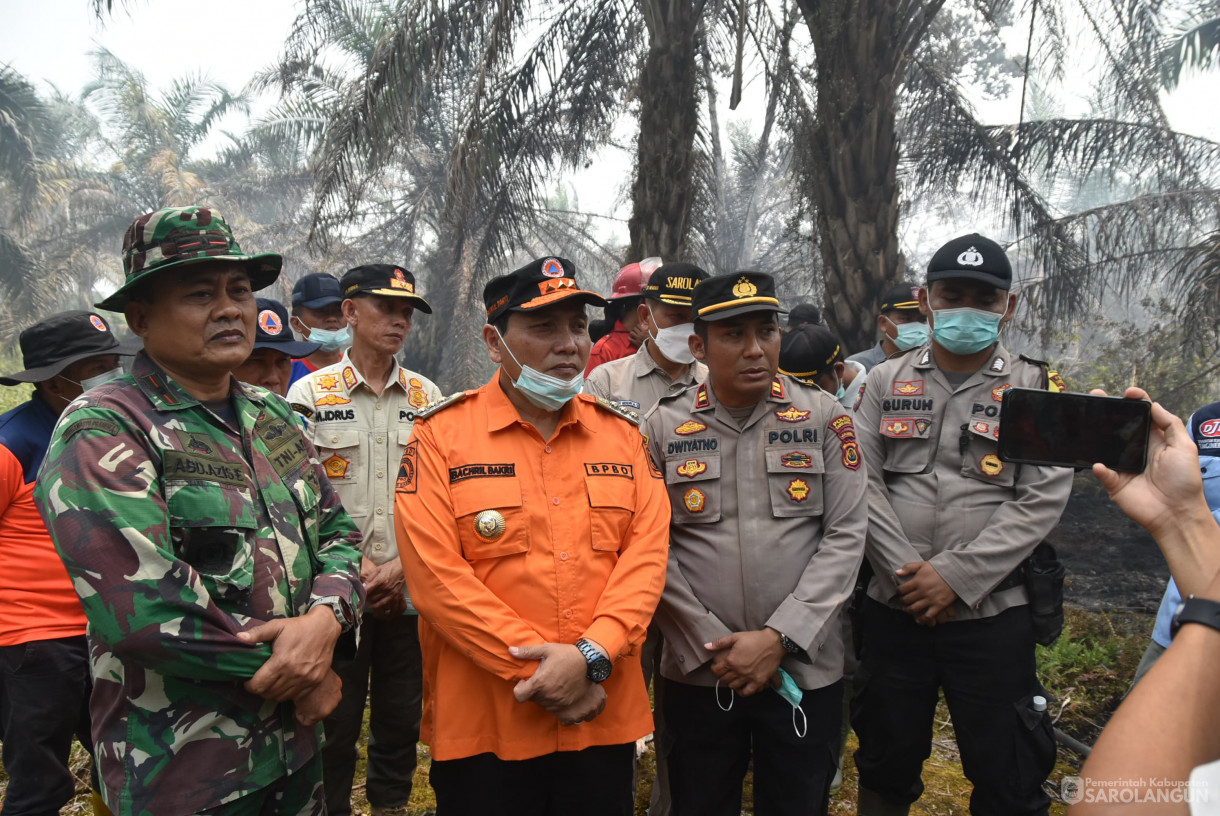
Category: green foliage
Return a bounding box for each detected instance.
[1038,298,1220,418]
[1037,607,1150,748]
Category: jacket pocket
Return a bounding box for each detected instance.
[585,475,634,553]
[451,478,530,560]
[665,454,721,524]
[879,414,935,475]
[167,483,257,602]
[765,446,825,517]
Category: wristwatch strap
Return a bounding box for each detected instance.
[1171,596,1220,639]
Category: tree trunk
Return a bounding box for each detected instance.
[628,0,703,263]
[795,0,944,352]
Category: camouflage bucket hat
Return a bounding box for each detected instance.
[96,206,282,312]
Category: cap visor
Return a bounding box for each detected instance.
[698,299,788,322]
[95,253,283,312]
[925,269,1009,289]
[360,288,433,313]
[0,339,139,385]
[514,289,608,313]
[647,293,694,306]
[296,296,342,310]
[253,339,320,357]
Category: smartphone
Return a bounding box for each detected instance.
[997,387,1151,472]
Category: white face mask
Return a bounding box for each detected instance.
[63,366,125,393]
[648,305,696,364]
[494,327,584,412]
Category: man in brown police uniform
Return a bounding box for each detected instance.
[851,234,1072,816]
[583,261,708,816]
[642,271,868,816]
[583,262,709,414]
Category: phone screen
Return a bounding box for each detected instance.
[997,387,1151,472]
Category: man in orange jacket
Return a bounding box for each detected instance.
[396,256,671,816]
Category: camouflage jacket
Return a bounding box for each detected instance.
[34,352,364,816]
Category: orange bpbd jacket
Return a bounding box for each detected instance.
[395,373,670,761]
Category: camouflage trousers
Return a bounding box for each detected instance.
[198,755,323,816]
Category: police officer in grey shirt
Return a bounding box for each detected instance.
[846,282,928,372]
[583,263,709,413]
[851,235,1072,816]
[643,271,868,816]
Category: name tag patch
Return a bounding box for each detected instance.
[585,463,634,478]
[449,463,517,483]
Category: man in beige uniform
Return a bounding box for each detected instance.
[584,262,709,413]
[642,271,868,816]
[584,261,707,816]
[851,234,1072,816]
[287,264,442,816]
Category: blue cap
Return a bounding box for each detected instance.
[292,272,343,310]
[254,298,320,358]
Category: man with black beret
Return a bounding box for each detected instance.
[0,311,136,816]
[642,271,868,815]
[847,282,928,371]
[395,256,670,815]
[287,263,442,816]
[235,298,320,397]
[852,234,1071,815]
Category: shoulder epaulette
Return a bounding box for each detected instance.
[591,396,640,425]
[416,391,471,420]
[1017,354,1066,392]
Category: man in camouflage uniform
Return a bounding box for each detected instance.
[34,207,365,816]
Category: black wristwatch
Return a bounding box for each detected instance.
[576,638,613,683]
[1170,596,1220,639]
[778,632,804,656]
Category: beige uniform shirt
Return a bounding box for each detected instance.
[642,376,869,690]
[287,355,442,608]
[855,343,1073,620]
[583,341,707,414]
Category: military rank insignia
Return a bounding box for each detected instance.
[342,367,358,390]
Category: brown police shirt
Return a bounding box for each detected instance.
[642,375,869,691]
[854,343,1073,619]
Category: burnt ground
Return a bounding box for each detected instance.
[1048,477,1170,612]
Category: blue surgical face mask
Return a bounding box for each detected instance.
[834,376,847,402]
[887,318,930,351]
[930,307,1004,355]
[495,328,584,412]
[776,668,808,737]
[306,325,351,352]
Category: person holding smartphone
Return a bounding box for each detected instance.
[851,234,1074,816]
